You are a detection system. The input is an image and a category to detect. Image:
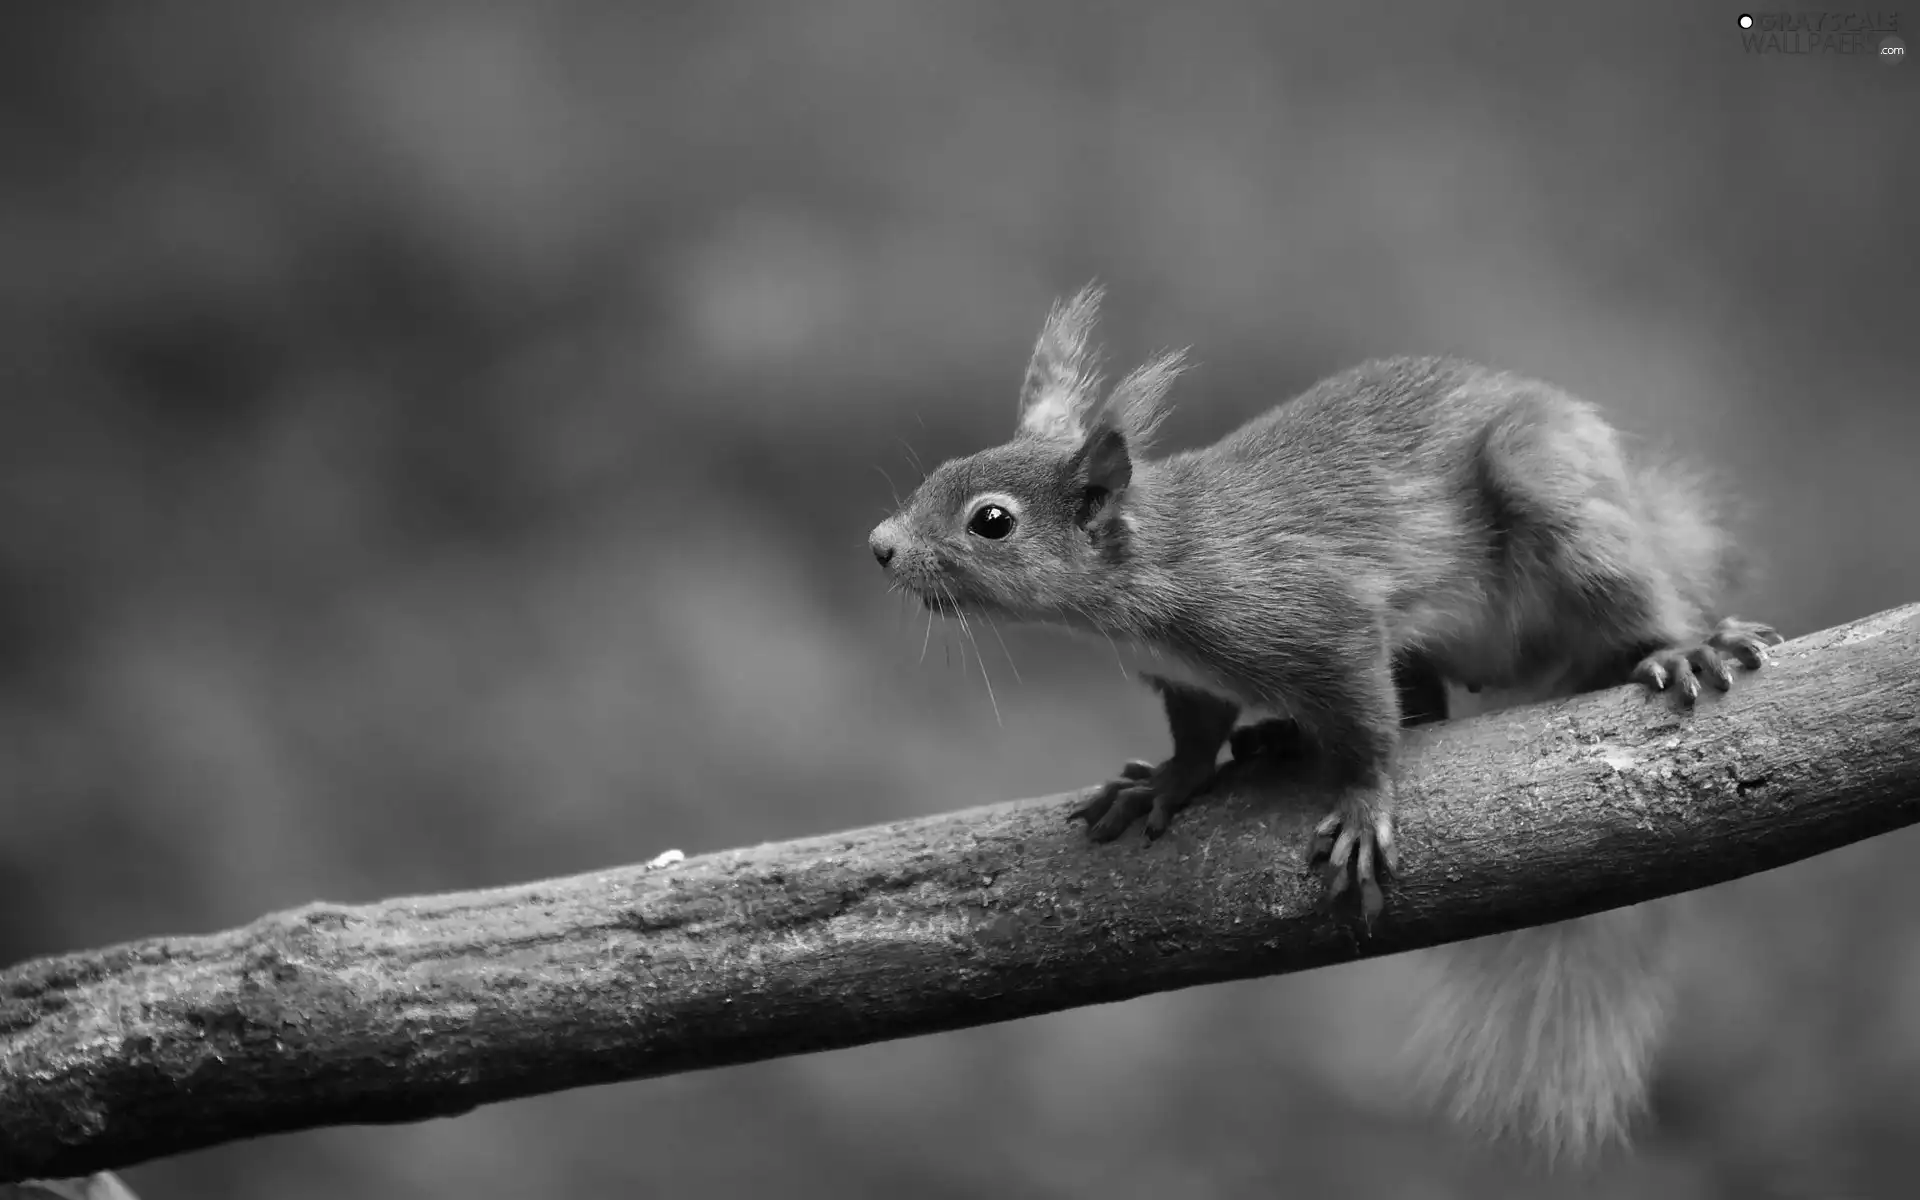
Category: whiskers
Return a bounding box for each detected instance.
[979,610,1022,685]
[883,577,940,664]
[873,429,927,508]
[872,464,903,507]
[895,436,927,484]
[938,579,1002,726]
[884,577,1022,728]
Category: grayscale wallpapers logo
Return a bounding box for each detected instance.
[1737,11,1906,61]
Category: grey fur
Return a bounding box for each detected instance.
[869,290,1777,1163]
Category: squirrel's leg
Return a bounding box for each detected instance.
[1069,674,1238,842]
[1548,571,1784,704]
[1301,651,1404,921]
[1230,651,1446,763]
[1475,400,1783,705]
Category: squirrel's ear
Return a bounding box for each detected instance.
[1072,415,1132,497]
[1015,284,1104,444]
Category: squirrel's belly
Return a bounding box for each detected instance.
[1075,632,1284,717]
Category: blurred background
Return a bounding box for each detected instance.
[3,2,1916,1197]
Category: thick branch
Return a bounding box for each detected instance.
[5,604,1919,1181]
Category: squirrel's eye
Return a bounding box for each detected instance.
[967,504,1016,540]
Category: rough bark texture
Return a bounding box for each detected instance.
[3,604,1918,1181]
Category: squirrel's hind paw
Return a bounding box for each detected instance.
[1708,616,1784,669]
[1308,789,1398,922]
[1069,757,1215,842]
[1632,617,1783,705]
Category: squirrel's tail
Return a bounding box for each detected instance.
[1399,901,1678,1163]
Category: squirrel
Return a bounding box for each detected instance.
[866,285,1783,1162]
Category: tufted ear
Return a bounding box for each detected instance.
[1101,348,1185,453]
[1015,284,1104,444]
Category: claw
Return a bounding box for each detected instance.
[1354,837,1383,923]
[1634,617,1779,709]
[1068,779,1123,829]
[1695,647,1734,691]
[1141,800,1171,840]
[1307,789,1396,925]
[1710,618,1783,670]
[1323,862,1350,906]
[1722,637,1769,669]
[1307,810,1342,862]
[1327,825,1358,879]
[1374,814,1399,875]
[1096,786,1156,841]
[1675,665,1700,705]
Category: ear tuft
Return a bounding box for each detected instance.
[1102,349,1187,452]
[1016,283,1105,444]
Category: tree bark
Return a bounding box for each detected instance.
[3,604,1918,1182]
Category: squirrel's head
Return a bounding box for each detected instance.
[868,285,1184,629]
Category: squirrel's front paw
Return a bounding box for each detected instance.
[1307,788,1398,922]
[1633,617,1784,705]
[1069,756,1217,842]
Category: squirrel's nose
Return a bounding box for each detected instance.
[868,525,898,568]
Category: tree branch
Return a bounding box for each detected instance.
[4,604,1919,1181]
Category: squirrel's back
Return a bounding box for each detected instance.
[1151,355,1742,695]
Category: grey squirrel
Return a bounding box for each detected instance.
[866,286,1781,1161]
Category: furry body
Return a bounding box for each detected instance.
[867,287,1778,1160]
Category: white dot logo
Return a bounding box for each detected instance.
[1884,34,1907,65]
[1738,13,1754,28]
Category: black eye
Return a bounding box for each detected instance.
[967,503,1016,540]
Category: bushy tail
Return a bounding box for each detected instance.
[1399,902,1678,1163]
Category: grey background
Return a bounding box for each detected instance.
[3,2,1917,1197]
